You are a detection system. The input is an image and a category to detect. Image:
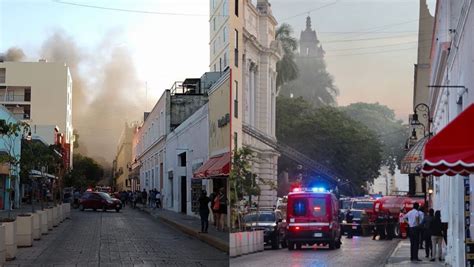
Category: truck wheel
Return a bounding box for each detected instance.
[335,237,341,249]
[296,243,302,250]
[329,240,335,250]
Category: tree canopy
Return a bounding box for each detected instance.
[276,23,299,89]
[64,153,104,189]
[341,102,409,174]
[276,97,382,195]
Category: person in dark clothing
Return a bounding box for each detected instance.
[422,209,434,258]
[209,190,217,227]
[374,213,386,240]
[198,190,211,233]
[346,209,354,239]
[419,207,425,249]
[385,210,394,240]
[430,210,444,262]
[141,189,148,206]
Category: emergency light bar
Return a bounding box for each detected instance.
[291,187,328,193]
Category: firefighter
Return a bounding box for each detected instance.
[346,209,354,239]
[385,210,394,240]
[373,212,386,240]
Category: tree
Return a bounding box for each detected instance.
[64,154,103,189]
[276,96,382,195]
[341,102,409,174]
[276,23,299,90]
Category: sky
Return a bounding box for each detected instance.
[0,0,436,159]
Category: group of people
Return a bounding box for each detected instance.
[117,189,162,209]
[404,203,445,262]
[372,210,396,240]
[198,187,227,233]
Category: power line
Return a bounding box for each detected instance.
[51,0,220,17]
[280,0,340,22]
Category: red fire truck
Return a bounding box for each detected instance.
[373,196,425,238]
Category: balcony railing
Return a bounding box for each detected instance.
[0,94,30,102]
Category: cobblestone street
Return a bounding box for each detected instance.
[230,236,399,267]
[5,207,228,267]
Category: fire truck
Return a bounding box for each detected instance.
[373,195,425,238]
[286,187,342,250]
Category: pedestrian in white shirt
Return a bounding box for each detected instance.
[404,202,422,262]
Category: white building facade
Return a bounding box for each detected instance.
[165,105,210,216]
[429,1,474,266]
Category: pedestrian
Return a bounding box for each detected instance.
[346,209,354,239]
[155,190,162,209]
[209,189,218,227]
[373,212,386,240]
[430,210,444,262]
[385,210,394,240]
[418,206,425,249]
[217,188,227,231]
[198,190,211,233]
[404,202,422,262]
[421,208,434,258]
[142,189,148,207]
[149,189,156,208]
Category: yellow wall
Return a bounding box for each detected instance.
[115,123,134,191]
[208,73,230,156]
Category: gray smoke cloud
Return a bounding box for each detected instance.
[39,30,144,162]
[0,47,26,61]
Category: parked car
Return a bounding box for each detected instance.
[243,210,287,250]
[79,191,122,212]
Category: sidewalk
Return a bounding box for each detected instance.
[137,205,229,253]
[0,203,55,219]
[385,240,448,267]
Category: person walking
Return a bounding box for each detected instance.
[155,190,162,209]
[421,208,434,258]
[141,189,148,207]
[404,202,422,262]
[218,188,227,232]
[418,206,426,249]
[346,209,354,239]
[385,210,394,240]
[198,190,211,233]
[430,210,444,262]
[209,189,218,227]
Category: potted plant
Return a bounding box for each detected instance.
[36,210,48,235]
[16,213,33,247]
[0,224,6,264]
[52,205,59,227]
[31,212,41,240]
[45,206,53,230]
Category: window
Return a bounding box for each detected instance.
[214,64,217,72]
[0,68,5,83]
[213,40,216,55]
[293,199,307,217]
[223,0,228,17]
[213,17,216,31]
[223,52,228,68]
[234,30,239,67]
[234,0,238,16]
[234,80,238,118]
[311,198,327,216]
[178,152,186,167]
[223,26,227,43]
[219,57,222,72]
[234,132,238,149]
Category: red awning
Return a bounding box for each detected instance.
[422,104,474,176]
[193,152,230,179]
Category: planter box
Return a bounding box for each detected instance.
[16,214,33,247]
[58,205,64,223]
[0,224,5,265]
[32,213,41,240]
[230,231,264,257]
[52,206,59,227]
[64,203,71,219]
[37,210,48,235]
[46,208,53,230]
[2,220,17,260]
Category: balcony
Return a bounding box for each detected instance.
[0,94,30,102]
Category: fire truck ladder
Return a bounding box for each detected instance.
[242,124,340,185]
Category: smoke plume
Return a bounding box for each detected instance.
[38,30,144,161]
[0,47,26,61]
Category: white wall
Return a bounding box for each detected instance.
[164,104,209,217]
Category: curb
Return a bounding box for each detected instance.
[138,207,229,253]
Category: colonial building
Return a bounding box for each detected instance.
[423,1,474,265]
[210,0,281,207]
[113,122,137,191]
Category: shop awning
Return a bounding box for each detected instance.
[401,136,429,174]
[422,104,474,176]
[193,152,230,179]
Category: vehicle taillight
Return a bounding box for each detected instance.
[295,226,300,230]
[314,206,321,212]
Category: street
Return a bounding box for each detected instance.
[6,207,228,267]
[230,236,399,267]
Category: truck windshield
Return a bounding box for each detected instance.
[311,198,326,216]
[352,201,374,210]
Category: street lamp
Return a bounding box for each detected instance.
[410,103,432,137]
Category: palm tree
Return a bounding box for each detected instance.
[276,23,299,91]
